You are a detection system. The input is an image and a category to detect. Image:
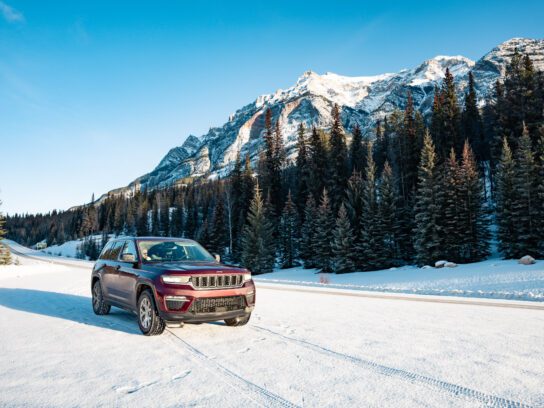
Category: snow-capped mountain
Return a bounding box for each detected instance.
[113,38,544,195]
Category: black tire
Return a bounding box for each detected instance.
[137,290,165,336]
[225,313,251,327]
[92,280,111,315]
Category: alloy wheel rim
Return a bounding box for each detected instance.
[93,284,100,310]
[140,298,152,329]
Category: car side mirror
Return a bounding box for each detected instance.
[121,253,136,263]
[214,253,221,263]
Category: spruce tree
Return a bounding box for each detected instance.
[300,194,318,268]
[208,198,227,256]
[511,125,538,257]
[462,72,486,162]
[457,141,490,261]
[332,204,356,273]
[357,143,381,270]
[345,170,364,239]
[496,138,516,258]
[377,161,396,264]
[313,189,334,272]
[308,126,328,199]
[328,104,349,210]
[295,123,311,215]
[373,120,388,176]
[136,200,149,236]
[241,183,275,274]
[279,191,298,268]
[441,68,462,157]
[442,148,461,261]
[349,124,366,174]
[413,130,443,265]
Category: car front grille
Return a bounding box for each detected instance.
[191,274,243,289]
[189,296,246,314]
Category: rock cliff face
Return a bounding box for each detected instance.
[113,38,544,196]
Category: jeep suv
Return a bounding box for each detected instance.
[91,237,255,335]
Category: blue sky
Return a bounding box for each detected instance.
[1,0,543,214]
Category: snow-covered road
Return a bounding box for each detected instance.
[1,248,543,407]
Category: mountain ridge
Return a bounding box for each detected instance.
[97,37,544,203]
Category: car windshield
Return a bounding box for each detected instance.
[137,240,215,263]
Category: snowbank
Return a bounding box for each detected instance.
[255,258,544,302]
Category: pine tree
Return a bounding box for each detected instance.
[279,191,298,268]
[332,203,356,273]
[511,125,538,257]
[377,161,396,264]
[328,104,349,210]
[345,170,364,239]
[136,200,149,236]
[241,183,275,274]
[373,120,388,175]
[457,141,490,261]
[300,194,318,268]
[159,197,170,236]
[413,130,443,265]
[271,119,286,214]
[308,126,328,199]
[357,143,381,270]
[462,72,486,162]
[208,198,227,256]
[313,189,334,272]
[441,68,462,157]
[442,148,462,261]
[295,123,311,215]
[496,137,516,258]
[349,124,366,174]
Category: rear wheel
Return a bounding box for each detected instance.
[137,290,165,336]
[92,280,111,315]
[225,313,251,327]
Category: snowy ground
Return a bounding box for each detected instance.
[255,259,544,302]
[1,243,543,407]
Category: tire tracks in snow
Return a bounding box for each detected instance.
[250,325,533,408]
[164,329,301,408]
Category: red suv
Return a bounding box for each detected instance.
[91,237,255,335]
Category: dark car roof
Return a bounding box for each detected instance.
[109,236,194,242]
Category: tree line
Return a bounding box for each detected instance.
[6,49,544,272]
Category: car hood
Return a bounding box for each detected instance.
[144,262,247,274]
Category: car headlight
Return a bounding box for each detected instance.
[243,273,252,282]
[161,275,191,285]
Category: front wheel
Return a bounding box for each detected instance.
[225,313,251,327]
[137,290,165,336]
[92,280,111,315]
